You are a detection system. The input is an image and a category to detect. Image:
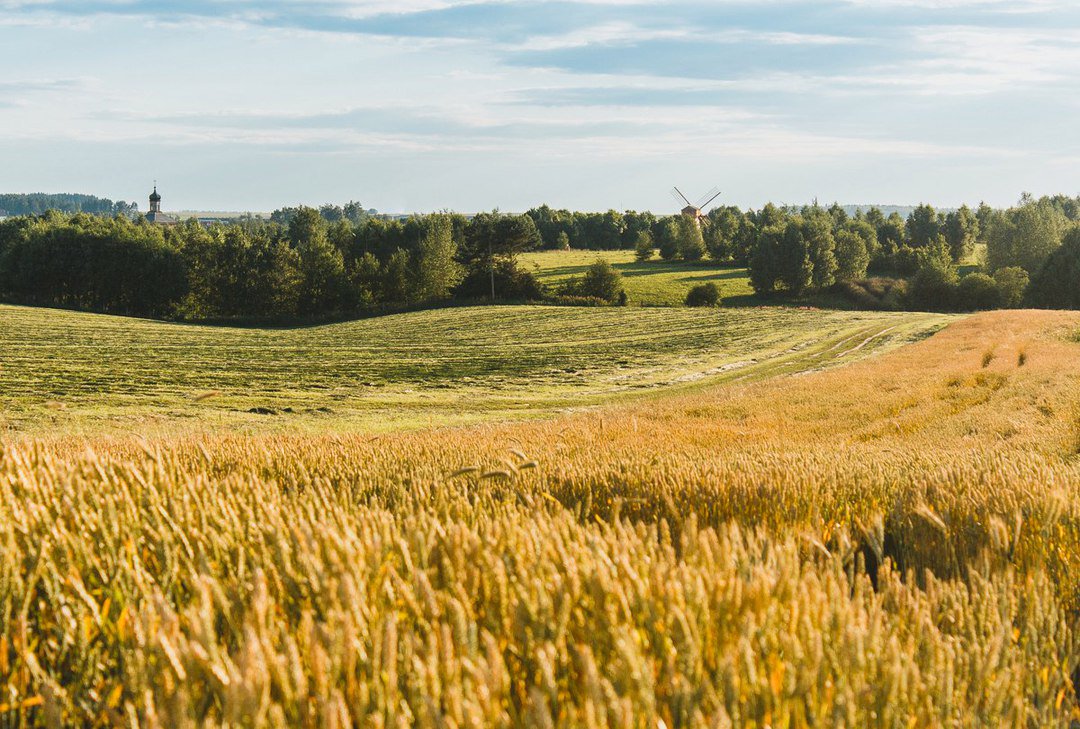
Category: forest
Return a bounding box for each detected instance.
[0,194,1078,320]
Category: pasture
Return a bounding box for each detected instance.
[1,306,1079,726]
[0,303,947,436]
[521,249,756,306]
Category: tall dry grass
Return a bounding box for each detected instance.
[1,310,1079,726]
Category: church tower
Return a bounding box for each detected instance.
[145,183,176,224]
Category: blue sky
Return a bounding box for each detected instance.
[1,0,1078,213]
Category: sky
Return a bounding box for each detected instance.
[1,0,1078,213]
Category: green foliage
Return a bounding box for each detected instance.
[986,197,1068,273]
[633,231,654,261]
[0,192,139,217]
[944,205,979,262]
[684,282,721,307]
[956,273,1000,311]
[0,212,187,317]
[835,278,907,311]
[562,258,624,303]
[907,261,959,312]
[411,215,464,302]
[906,204,942,248]
[834,230,870,281]
[675,216,706,261]
[1028,227,1080,309]
[992,267,1029,309]
[656,218,680,261]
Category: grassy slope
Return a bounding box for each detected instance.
[0,303,949,436]
[2,310,1079,725]
[521,249,756,306]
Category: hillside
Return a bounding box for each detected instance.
[2,310,1079,724]
[0,304,948,436]
[523,249,756,306]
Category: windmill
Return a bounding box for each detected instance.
[671,186,722,227]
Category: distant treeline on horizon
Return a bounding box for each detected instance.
[0,192,978,223]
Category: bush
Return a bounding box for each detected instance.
[684,282,721,307]
[993,267,1029,308]
[455,259,545,301]
[561,259,624,303]
[544,294,610,307]
[835,277,907,311]
[956,273,1000,311]
[907,261,959,312]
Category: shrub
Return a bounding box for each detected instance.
[561,259,624,303]
[685,282,721,307]
[907,261,959,312]
[835,278,906,311]
[992,267,1029,308]
[455,259,545,301]
[956,273,1001,311]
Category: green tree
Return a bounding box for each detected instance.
[907,261,958,312]
[956,273,1000,311]
[289,207,348,314]
[675,216,706,261]
[570,258,624,303]
[906,204,941,248]
[992,267,1029,308]
[986,198,1067,274]
[834,229,870,282]
[1028,227,1080,308]
[633,231,654,261]
[412,215,464,301]
[943,205,979,262]
[381,248,411,303]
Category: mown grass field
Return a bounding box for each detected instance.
[2,306,1080,726]
[0,303,948,437]
[522,249,756,306]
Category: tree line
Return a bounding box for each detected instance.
[1,194,1078,319]
[0,193,139,218]
[0,208,554,320]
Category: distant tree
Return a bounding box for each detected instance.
[289,207,349,314]
[992,266,1029,309]
[656,218,680,261]
[803,213,838,290]
[675,216,706,261]
[1027,227,1080,308]
[633,231,654,261]
[986,198,1067,274]
[567,258,624,303]
[834,229,870,282]
[943,205,979,262]
[906,204,942,248]
[704,206,743,261]
[907,260,959,312]
[381,248,411,303]
[555,231,571,250]
[956,273,1000,311]
[412,215,464,301]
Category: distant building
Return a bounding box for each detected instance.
[145,185,177,225]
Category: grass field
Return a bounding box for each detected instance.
[2,306,1080,726]
[0,303,949,436]
[522,249,756,306]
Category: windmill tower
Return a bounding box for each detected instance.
[671,186,722,227]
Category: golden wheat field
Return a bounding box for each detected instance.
[2,308,1080,727]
